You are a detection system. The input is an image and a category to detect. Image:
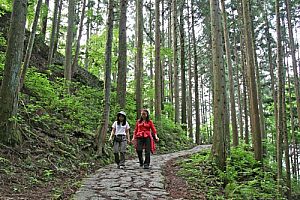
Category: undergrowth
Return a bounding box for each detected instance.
[177,145,300,200]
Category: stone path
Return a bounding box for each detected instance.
[73,145,210,200]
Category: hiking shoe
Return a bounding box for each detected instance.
[143,164,149,169]
[120,165,125,169]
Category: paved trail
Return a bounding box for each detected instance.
[73,145,210,200]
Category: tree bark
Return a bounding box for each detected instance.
[172,0,179,123]
[154,0,162,121]
[64,0,75,88]
[0,0,28,145]
[117,0,128,109]
[187,0,193,140]
[210,0,228,170]
[179,0,186,125]
[136,0,143,119]
[41,0,49,41]
[191,0,200,144]
[19,0,43,90]
[72,0,87,75]
[242,0,262,161]
[221,0,238,146]
[275,0,284,193]
[95,0,114,156]
[47,0,59,68]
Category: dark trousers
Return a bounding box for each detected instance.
[136,137,151,166]
[114,152,125,166]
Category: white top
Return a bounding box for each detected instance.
[112,121,130,135]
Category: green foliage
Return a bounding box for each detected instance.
[178,146,285,199]
[0,0,12,12]
[154,117,193,153]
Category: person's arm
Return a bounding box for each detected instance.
[132,121,138,141]
[126,122,130,142]
[109,122,116,141]
[150,120,159,141]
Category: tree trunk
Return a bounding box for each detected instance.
[179,0,186,125]
[161,0,165,111]
[187,1,193,140]
[210,0,228,170]
[53,0,63,57]
[41,0,49,41]
[95,0,114,156]
[117,0,128,109]
[84,0,90,70]
[72,0,87,76]
[0,0,28,145]
[172,0,179,123]
[275,0,284,193]
[285,0,300,130]
[136,0,143,119]
[168,1,173,104]
[19,0,43,90]
[154,0,162,121]
[241,44,249,144]
[242,0,262,161]
[191,0,200,144]
[64,0,75,87]
[221,0,238,146]
[47,0,59,68]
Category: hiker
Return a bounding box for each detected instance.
[132,109,159,169]
[109,111,130,169]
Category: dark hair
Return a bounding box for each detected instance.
[117,113,126,126]
[139,109,150,122]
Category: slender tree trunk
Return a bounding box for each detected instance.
[95,0,114,156]
[210,0,228,170]
[53,0,63,57]
[187,1,193,140]
[180,0,186,125]
[234,32,244,140]
[19,0,43,90]
[47,0,59,68]
[242,0,262,161]
[288,68,297,181]
[154,0,162,120]
[0,0,28,145]
[221,0,238,146]
[41,0,49,41]
[161,0,165,110]
[84,0,90,70]
[191,0,200,144]
[285,0,300,128]
[64,0,75,87]
[72,0,87,76]
[136,0,143,118]
[172,0,179,123]
[117,0,128,109]
[241,43,249,144]
[149,0,154,114]
[275,0,284,193]
[168,1,173,104]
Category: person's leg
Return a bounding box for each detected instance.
[119,138,127,167]
[144,137,151,168]
[136,138,144,166]
[113,141,120,168]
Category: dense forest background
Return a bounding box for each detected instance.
[0,0,300,199]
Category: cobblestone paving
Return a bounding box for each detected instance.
[73,145,210,200]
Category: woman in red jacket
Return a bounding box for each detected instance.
[132,109,159,169]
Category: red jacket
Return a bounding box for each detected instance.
[133,120,157,138]
[133,120,157,153]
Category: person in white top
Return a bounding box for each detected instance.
[109,111,130,169]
